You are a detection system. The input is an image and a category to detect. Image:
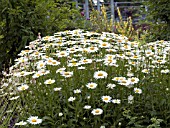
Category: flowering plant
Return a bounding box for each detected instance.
[1,29,170,127]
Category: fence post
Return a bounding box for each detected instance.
[85,0,90,19]
[74,0,78,8]
[97,0,100,12]
[110,0,115,21]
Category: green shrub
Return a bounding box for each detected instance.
[137,0,170,42]
[0,0,85,74]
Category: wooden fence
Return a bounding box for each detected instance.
[74,0,145,23]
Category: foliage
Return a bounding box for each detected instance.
[137,0,170,42]
[89,4,114,32]
[89,4,139,42]
[1,30,170,127]
[0,0,85,74]
[114,7,135,40]
[0,81,18,128]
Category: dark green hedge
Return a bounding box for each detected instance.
[0,0,85,75]
[137,0,170,42]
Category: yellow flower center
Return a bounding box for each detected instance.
[52,62,56,64]
[135,90,139,93]
[21,86,26,90]
[48,81,52,84]
[60,52,65,55]
[83,60,88,63]
[132,62,135,64]
[57,42,62,44]
[20,72,25,75]
[24,50,29,53]
[48,60,52,63]
[64,72,70,75]
[98,73,103,76]
[122,80,127,83]
[131,79,135,82]
[133,56,138,58]
[36,74,40,76]
[71,49,75,51]
[90,47,95,50]
[115,77,119,81]
[95,110,100,113]
[124,45,128,49]
[104,97,109,101]
[108,59,112,63]
[40,63,44,67]
[157,60,162,62]
[90,84,94,88]
[35,52,39,55]
[31,119,37,122]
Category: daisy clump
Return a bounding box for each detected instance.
[1,29,170,127]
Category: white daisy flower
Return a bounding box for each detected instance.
[79,59,93,64]
[106,83,116,89]
[86,82,97,89]
[77,66,86,70]
[91,108,103,115]
[56,68,66,73]
[161,69,169,74]
[37,61,46,70]
[86,46,99,53]
[112,99,121,104]
[61,71,73,78]
[68,97,76,102]
[128,95,134,104]
[27,116,42,125]
[15,121,27,126]
[54,87,62,91]
[73,89,81,94]
[9,96,20,100]
[17,84,29,91]
[128,77,139,84]
[44,79,55,85]
[32,72,42,79]
[142,69,149,74]
[59,112,63,117]
[99,42,110,48]
[101,96,112,103]
[94,71,108,79]
[134,87,142,94]
[118,80,131,86]
[57,51,69,58]
[83,105,91,109]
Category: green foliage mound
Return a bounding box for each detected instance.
[0,0,85,74]
[137,0,170,42]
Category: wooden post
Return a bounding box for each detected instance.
[75,0,78,8]
[85,0,89,19]
[111,0,115,21]
[97,0,100,12]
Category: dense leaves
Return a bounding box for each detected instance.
[137,0,170,42]
[0,0,85,74]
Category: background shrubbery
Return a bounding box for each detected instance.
[0,0,85,74]
[136,0,170,42]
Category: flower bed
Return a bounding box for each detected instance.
[1,29,170,127]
